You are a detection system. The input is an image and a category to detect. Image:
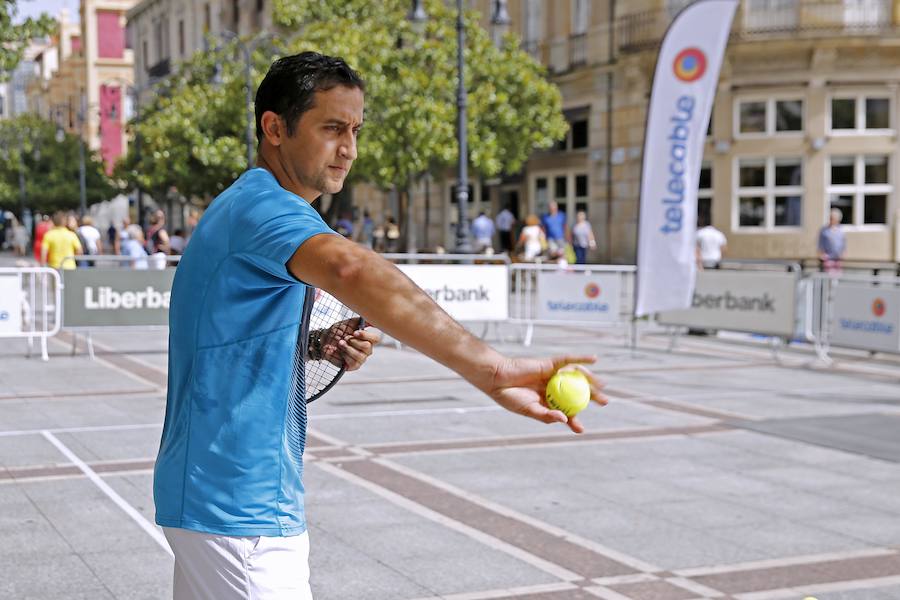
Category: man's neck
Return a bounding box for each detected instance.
[256,149,320,202]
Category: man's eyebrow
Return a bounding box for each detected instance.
[323,118,363,127]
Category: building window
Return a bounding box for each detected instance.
[697,163,712,224]
[571,119,588,149]
[743,0,799,31]
[827,154,891,225]
[204,3,211,32]
[178,20,185,56]
[736,157,803,229]
[523,0,543,54]
[575,174,588,198]
[736,97,804,136]
[830,94,892,132]
[142,39,148,69]
[233,0,240,30]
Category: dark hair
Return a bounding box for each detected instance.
[255,51,365,143]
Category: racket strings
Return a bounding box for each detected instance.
[304,291,359,401]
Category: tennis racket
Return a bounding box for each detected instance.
[305,289,365,403]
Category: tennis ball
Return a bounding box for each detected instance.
[802,597,818,600]
[545,369,591,417]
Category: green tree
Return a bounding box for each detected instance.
[0,114,119,215]
[273,0,567,231]
[0,1,55,76]
[116,36,280,203]
[121,0,566,226]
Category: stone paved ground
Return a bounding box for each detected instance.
[1,255,900,599]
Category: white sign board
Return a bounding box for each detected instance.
[830,284,900,353]
[0,275,23,334]
[397,264,508,321]
[658,270,798,337]
[537,271,621,322]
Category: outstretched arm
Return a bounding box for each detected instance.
[288,234,606,432]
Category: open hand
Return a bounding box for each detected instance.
[487,355,607,434]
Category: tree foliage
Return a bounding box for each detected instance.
[0,114,118,215]
[0,1,56,76]
[273,0,568,189]
[120,0,567,204]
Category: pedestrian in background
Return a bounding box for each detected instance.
[122,224,149,269]
[384,215,400,252]
[818,208,846,275]
[571,211,596,265]
[695,216,727,269]
[518,214,546,262]
[357,210,374,248]
[471,211,495,253]
[541,201,568,259]
[169,228,187,255]
[495,205,516,254]
[41,211,82,270]
[11,216,28,257]
[78,216,104,258]
[146,209,171,254]
[33,214,51,262]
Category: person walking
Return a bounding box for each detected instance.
[154,52,606,600]
[77,216,104,263]
[818,208,846,275]
[571,211,596,265]
[40,211,82,270]
[494,205,516,254]
[517,214,547,262]
[540,200,568,258]
[471,211,495,253]
[121,224,149,269]
[32,214,51,263]
[695,216,727,269]
[146,209,171,254]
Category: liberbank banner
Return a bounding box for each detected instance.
[658,270,798,337]
[635,0,738,316]
[537,272,621,322]
[63,269,174,327]
[397,264,508,321]
[830,284,900,353]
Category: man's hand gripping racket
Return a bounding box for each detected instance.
[305,289,378,402]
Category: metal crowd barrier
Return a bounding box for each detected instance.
[803,271,900,362]
[509,263,636,347]
[0,267,62,361]
[60,254,180,359]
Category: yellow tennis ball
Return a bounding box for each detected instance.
[545,369,591,417]
[802,597,818,600]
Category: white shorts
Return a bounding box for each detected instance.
[163,527,312,600]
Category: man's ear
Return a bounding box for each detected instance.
[260,111,283,147]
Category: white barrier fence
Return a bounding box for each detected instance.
[3,255,898,361]
[0,267,62,361]
[509,263,636,346]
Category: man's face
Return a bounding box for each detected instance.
[280,85,364,200]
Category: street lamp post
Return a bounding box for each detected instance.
[78,93,87,217]
[214,32,274,169]
[408,0,510,253]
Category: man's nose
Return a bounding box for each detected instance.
[339,134,357,161]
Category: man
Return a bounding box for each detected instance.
[154,52,605,600]
[541,200,568,258]
[471,210,495,252]
[40,211,82,270]
[571,211,597,265]
[818,208,846,274]
[494,204,516,253]
[695,216,727,269]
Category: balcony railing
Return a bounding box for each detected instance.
[569,33,587,67]
[618,0,896,53]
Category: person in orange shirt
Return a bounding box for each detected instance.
[41,211,82,270]
[32,214,51,262]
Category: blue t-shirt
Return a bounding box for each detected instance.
[541,211,566,240]
[154,168,334,537]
